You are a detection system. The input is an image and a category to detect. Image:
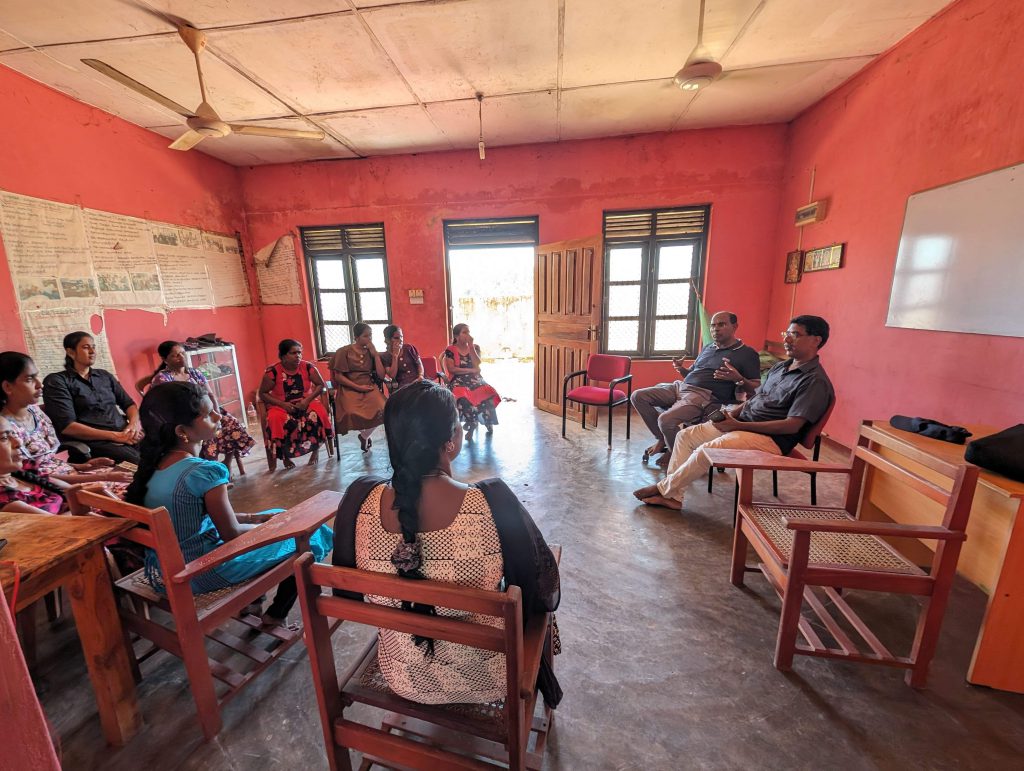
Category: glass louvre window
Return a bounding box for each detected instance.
[300,224,392,357]
[601,206,709,357]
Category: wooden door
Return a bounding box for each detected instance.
[534,236,603,417]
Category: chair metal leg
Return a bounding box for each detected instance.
[607,405,613,448]
[772,470,779,498]
[810,472,818,505]
[581,404,587,429]
[707,465,714,493]
[561,398,568,438]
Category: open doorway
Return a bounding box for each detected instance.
[443,218,538,403]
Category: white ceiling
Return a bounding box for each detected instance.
[0,0,955,166]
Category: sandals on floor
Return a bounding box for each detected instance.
[359,435,372,453]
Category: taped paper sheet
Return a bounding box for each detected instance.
[151,223,214,308]
[23,308,116,377]
[0,192,97,310]
[203,232,251,307]
[256,235,302,305]
[84,209,165,307]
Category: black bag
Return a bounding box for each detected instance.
[965,425,1024,482]
[890,415,972,445]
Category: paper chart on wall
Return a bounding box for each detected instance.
[255,235,302,305]
[151,223,215,308]
[83,209,166,307]
[23,308,116,377]
[0,192,98,310]
[202,232,251,307]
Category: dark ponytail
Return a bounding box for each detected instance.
[451,323,468,345]
[125,381,208,506]
[383,379,460,653]
[152,340,180,377]
[0,351,34,410]
[62,331,92,370]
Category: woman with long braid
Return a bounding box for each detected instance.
[126,381,332,623]
[332,380,563,707]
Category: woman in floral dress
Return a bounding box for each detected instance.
[148,341,255,477]
[258,339,331,470]
[441,324,500,441]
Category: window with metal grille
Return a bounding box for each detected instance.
[602,206,709,358]
[300,223,392,357]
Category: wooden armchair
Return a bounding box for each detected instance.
[706,421,979,687]
[73,488,342,739]
[295,545,561,770]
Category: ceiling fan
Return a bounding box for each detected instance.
[82,25,325,151]
[673,0,724,92]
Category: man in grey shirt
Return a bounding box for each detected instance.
[633,315,834,510]
[631,311,761,466]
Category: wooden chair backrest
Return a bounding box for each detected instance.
[847,421,979,535]
[75,489,187,579]
[296,556,526,749]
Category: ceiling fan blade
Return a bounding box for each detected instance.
[228,124,326,141]
[168,130,206,151]
[81,58,194,118]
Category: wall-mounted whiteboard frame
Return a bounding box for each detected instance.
[886,162,1024,338]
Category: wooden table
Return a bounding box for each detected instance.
[860,422,1024,693]
[0,513,141,745]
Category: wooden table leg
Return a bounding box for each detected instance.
[67,545,141,746]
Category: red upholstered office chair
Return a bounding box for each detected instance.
[420,355,447,385]
[562,354,632,448]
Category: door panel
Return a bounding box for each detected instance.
[534,237,603,418]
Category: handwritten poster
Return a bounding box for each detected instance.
[203,232,251,307]
[0,192,97,310]
[22,308,116,377]
[151,223,214,308]
[84,209,165,307]
[256,234,302,305]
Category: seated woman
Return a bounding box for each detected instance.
[259,339,331,470]
[379,324,423,392]
[41,331,142,464]
[331,323,386,453]
[0,415,64,513]
[332,380,562,707]
[149,341,255,477]
[125,381,333,621]
[442,324,500,441]
[1,351,132,487]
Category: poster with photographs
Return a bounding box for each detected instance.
[151,223,215,308]
[84,208,166,307]
[0,192,98,310]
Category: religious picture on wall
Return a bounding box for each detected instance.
[803,243,845,273]
[785,250,803,284]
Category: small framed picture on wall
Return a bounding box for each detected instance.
[784,250,803,284]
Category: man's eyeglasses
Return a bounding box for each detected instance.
[780,330,808,340]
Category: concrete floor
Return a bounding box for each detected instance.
[30,371,1024,769]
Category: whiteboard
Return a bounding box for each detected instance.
[887,163,1024,338]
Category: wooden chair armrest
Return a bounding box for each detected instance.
[172,490,342,583]
[703,449,850,474]
[783,517,966,541]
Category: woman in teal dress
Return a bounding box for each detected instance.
[125,380,333,622]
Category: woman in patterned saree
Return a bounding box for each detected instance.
[258,339,330,470]
[149,341,255,478]
[441,323,500,441]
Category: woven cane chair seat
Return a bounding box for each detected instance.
[116,568,254,616]
[747,505,922,574]
[353,646,508,737]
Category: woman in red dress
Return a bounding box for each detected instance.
[441,324,500,441]
[258,339,331,470]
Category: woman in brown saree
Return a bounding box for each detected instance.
[331,322,387,452]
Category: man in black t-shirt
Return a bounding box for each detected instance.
[631,311,760,466]
[42,331,141,464]
[633,315,834,511]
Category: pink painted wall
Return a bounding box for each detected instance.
[766,0,1024,446]
[0,65,267,398]
[240,126,788,389]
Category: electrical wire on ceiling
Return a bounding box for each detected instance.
[477,93,486,160]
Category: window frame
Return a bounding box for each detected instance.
[300,224,393,358]
[601,206,709,359]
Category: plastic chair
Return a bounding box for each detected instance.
[420,355,447,384]
[561,354,633,448]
